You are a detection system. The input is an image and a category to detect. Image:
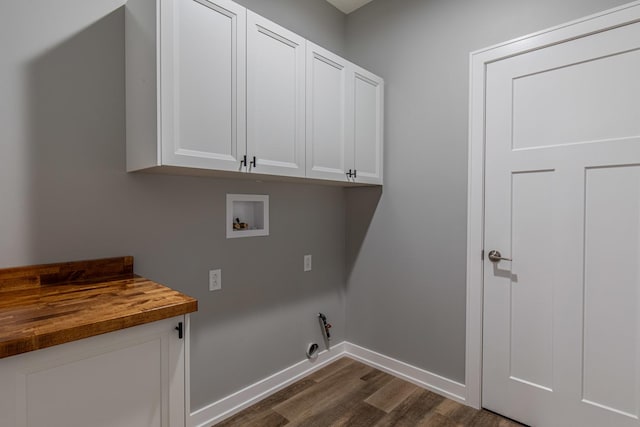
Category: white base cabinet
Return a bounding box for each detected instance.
[0,316,187,427]
[126,0,383,185]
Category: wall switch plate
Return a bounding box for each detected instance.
[304,255,312,272]
[209,269,221,291]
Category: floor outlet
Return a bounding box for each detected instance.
[209,269,221,291]
[304,255,312,272]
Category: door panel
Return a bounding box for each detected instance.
[512,48,640,150]
[483,18,640,427]
[582,165,640,419]
[306,42,350,181]
[350,65,383,184]
[510,170,555,391]
[26,339,162,427]
[246,11,305,177]
[176,0,233,154]
[163,0,246,171]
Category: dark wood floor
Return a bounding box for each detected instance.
[213,357,524,427]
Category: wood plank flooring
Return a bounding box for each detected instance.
[213,357,525,427]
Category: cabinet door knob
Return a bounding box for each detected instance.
[250,156,257,168]
[346,169,353,178]
[353,169,357,178]
[240,155,247,168]
[175,322,183,339]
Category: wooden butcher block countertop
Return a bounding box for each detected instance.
[0,256,197,359]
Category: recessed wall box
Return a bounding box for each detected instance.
[226,194,269,239]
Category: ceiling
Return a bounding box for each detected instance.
[325,0,373,14]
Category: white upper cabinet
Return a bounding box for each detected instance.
[348,64,384,185]
[306,42,384,184]
[305,42,350,181]
[246,11,306,178]
[127,0,246,173]
[126,0,383,185]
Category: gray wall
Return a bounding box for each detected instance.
[2,0,631,414]
[344,0,630,383]
[0,0,347,411]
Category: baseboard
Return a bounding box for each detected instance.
[189,342,347,427]
[189,341,466,427]
[343,342,466,404]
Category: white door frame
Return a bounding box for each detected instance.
[464,0,640,409]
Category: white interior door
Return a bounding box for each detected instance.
[483,17,640,427]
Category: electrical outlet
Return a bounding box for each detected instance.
[209,269,221,291]
[304,255,312,272]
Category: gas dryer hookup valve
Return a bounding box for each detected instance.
[318,312,332,342]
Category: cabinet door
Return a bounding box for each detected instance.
[246,11,306,177]
[161,0,247,172]
[0,317,185,427]
[347,64,384,185]
[305,42,351,182]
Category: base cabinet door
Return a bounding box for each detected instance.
[246,10,306,178]
[0,316,186,427]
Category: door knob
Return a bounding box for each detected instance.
[488,250,512,262]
